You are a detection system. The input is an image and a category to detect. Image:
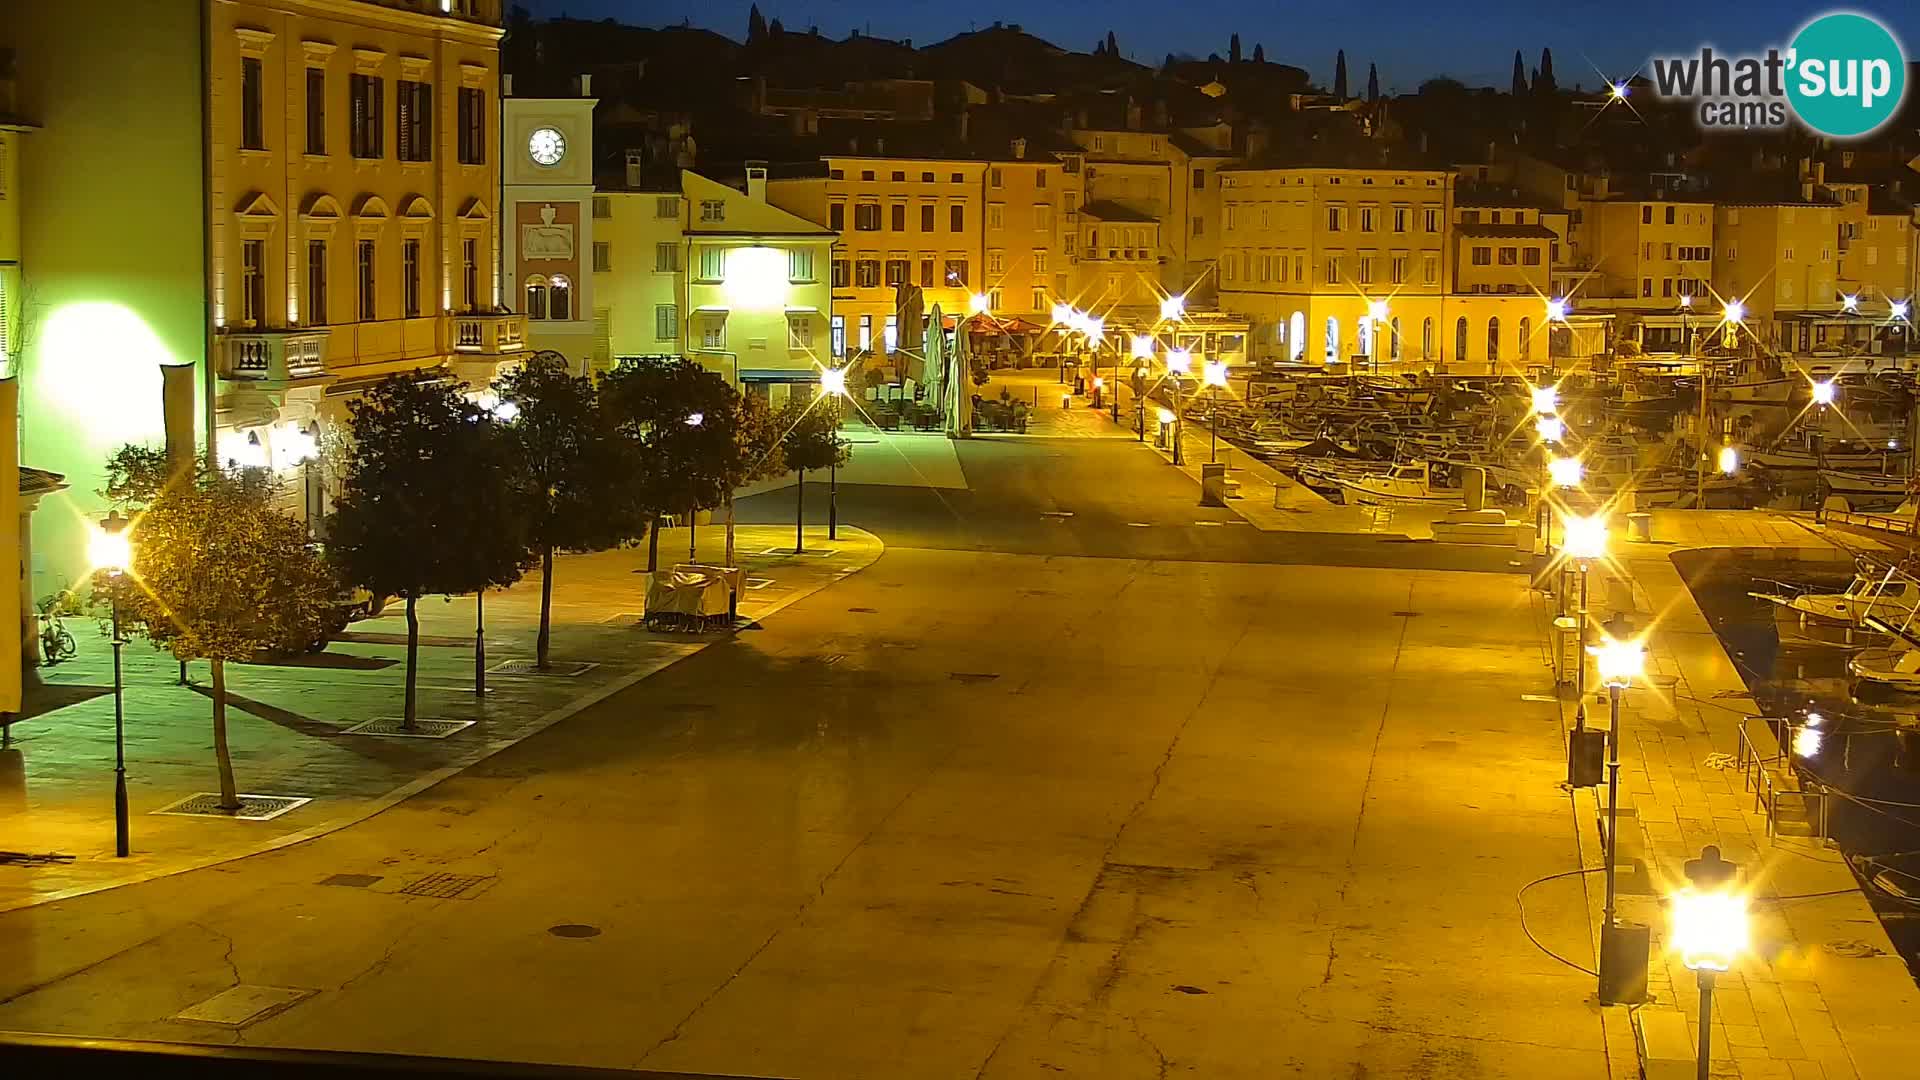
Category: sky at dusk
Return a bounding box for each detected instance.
[522,1,1920,92]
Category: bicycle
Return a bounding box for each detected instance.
[37,600,77,665]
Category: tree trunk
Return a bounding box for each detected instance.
[211,658,239,810]
[537,544,555,669]
[646,514,661,573]
[689,503,697,561]
[795,469,806,553]
[403,594,419,729]
[724,489,736,567]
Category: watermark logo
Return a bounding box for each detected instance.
[1649,11,1906,138]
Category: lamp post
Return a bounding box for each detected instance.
[1811,379,1837,521]
[1203,359,1229,463]
[1563,515,1607,728]
[820,366,848,540]
[1367,299,1389,375]
[1673,846,1746,1080]
[1591,634,1644,997]
[91,512,133,858]
[1167,348,1191,466]
[1546,298,1569,374]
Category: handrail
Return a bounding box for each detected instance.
[1735,717,1831,847]
[1826,509,1920,537]
[0,1033,782,1079]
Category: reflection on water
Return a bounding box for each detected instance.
[1676,551,1920,974]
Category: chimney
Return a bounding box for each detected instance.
[956,112,968,143]
[875,136,886,155]
[1011,137,1027,160]
[578,73,592,97]
[746,160,768,202]
[503,73,515,97]
[625,149,644,188]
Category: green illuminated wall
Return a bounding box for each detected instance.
[3,1,208,600]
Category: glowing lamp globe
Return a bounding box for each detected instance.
[1589,637,1643,687]
[1202,360,1229,388]
[1546,298,1569,321]
[1671,886,1748,973]
[1536,415,1565,444]
[1722,300,1745,325]
[1166,348,1193,376]
[819,367,848,396]
[1159,295,1186,321]
[1811,380,1837,406]
[1718,445,1739,475]
[1132,334,1155,359]
[1562,514,1608,562]
[90,513,132,574]
[1530,385,1559,416]
[1547,456,1583,488]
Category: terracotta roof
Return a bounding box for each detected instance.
[20,467,67,497]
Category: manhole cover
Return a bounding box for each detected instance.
[398,872,496,900]
[548,923,602,939]
[342,718,475,739]
[488,660,596,677]
[175,984,314,1027]
[153,793,312,821]
[319,873,382,888]
[949,672,1000,684]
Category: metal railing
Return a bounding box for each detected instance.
[1824,509,1920,538]
[1734,717,1833,846]
[0,1032,783,1079]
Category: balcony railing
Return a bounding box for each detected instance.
[453,312,528,356]
[218,328,330,384]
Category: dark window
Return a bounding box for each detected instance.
[891,171,904,181]
[306,240,328,324]
[397,80,432,162]
[1192,167,1205,189]
[855,259,881,288]
[853,204,880,231]
[305,68,326,155]
[550,276,572,321]
[921,204,934,231]
[462,238,477,310]
[919,258,933,286]
[921,172,934,182]
[458,87,485,164]
[829,204,845,231]
[885,259,908,286]
[1665,206,1676,225]
[950,172,963,183]
[950,205,964,232]
[1641,205,1652,224]
[241,57,265,150]
[357,240,377,320]
[890,204,905,231]
[402,239,421,317]
[241,239,265,324]
[351,74,384,159]
[945,258,968,286]
[831,259,850,288]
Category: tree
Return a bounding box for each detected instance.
[1536,48,1557,94]
[1252,43,1264,64]
[99,447,336,810]
[1229,34,1241,63]
[1333,50,1348,98]
[1367,63,1380,102]
[724,392,786,567]
[746,3,767,44]
[777,395,850,554]
[494,352,638,669]
[599,358,741,572]
[1511,50,1528,96]
[328,374,530,728]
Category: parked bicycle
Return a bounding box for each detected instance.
[36,596,77,665]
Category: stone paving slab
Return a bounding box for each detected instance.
[0,524,882,912]
[1545,510,1920,1080]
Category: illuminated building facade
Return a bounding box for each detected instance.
[502,77,595,371]
[3,0,516,597]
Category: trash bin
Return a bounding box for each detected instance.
[1200,462,1228,506]
[1627,512,1653,542]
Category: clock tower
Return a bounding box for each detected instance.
[502,76,597,372]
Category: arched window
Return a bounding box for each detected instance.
[1324,315,1341,365]
[1421,317,1434,360]
[524,275,549,320]
[1390,317,1402,362]
[1487,316,1501,369]
[549,274,573,321]
[1289,311,1305,360]
[1454,316,1468,363]
[1519,316,1533,362]
[1355,317,1372,358]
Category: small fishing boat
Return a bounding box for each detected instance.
[1327,461,1463,507]
[1818,469,1909,498]
[1751,565,1919,648]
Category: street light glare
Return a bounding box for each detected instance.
[1159,295,1186,321]
[1546,298,1569,321]
[1367,299,1389,322]
[1530,385,1559,416]
[89,519,132,574]
[1842,293,1860,312]
[969,292,991,316]
[1609,82,1629,100]
[1894,300,1911,320]
[1679,294,1693,309]
[1723,300,1745,325]
[685,412,704,426]
[1535,415,1565,444]
[1203,359,1229,388]
[1589,637,1644,686]
[1794,724,1824,758]
[1718,445,1739,474]
[1671,886,1749,973]
[1562,514,1608,561]
[1156,407,1176,424]
[1548,456,1583,488]
[1166,347,1193,375]
[1811,379,1837,406]
[819,366,849,396]
[1050,302,1073,326]
[1132,334,1155,359]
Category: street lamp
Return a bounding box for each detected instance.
[90,511,134,858]
[1203,359,1229,463]
[1563,514,1607,730]
[1546,297,1569,322]
[968,292,991,316]
[820,366,849,540]
[1718,445,1739,475]
[1531,385,1559,417]
[1590,633,1643,1002]
[1159,295,1186,321]
[1536,415,1565,444]
[1166,348,1192,466]
[1548,456,1583,489]
[1673,846,1747,1080]
[1811,379,1837,407]
[1843,293,1860,313]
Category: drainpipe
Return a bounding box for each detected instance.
[200,0,217,470]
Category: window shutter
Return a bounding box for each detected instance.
[398,83,412,161]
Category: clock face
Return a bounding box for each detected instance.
[528,127,566,167]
